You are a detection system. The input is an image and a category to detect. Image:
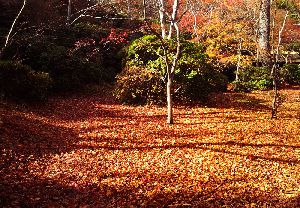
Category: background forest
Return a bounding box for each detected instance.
[1,1,300,207]
[0,0,299,104]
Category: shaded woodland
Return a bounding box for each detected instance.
[1,0,300,207]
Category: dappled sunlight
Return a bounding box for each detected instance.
[1,89,300,207]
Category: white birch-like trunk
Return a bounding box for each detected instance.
[127,0,131,16]
[258,0,271,66]
[234,40,242,91]
[158,0,167,39]
[167,22,181,124]
[157,0,181,124]
[3,0,27,49]
[166,73,174,124]
[271,11,288,118]
[191,9,199,39]
[167,0,178,39]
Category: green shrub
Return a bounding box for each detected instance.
[114,66,165,105]
[4,35,112,91]
[183,69,228,101]
[73,23,107,40]
[286,42,300,53]
[2,26,116,92]
[115,35,228,104]
[233,66,273,92]
[126,35,161,66]
[0,61,52,101]
[280,64,300,85]
[28,71,53,100]
[24,42,81,91]
[276,0,297,10]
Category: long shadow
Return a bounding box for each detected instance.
[1,96,300,207]
[0,112,80,170]
[1,171,298,207]
[77,141,300,164]
[31,94,135,122]
[207,92,272,111]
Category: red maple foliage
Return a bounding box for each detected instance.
[1,87,300,207]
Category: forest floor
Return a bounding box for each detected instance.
[1,86,300,207]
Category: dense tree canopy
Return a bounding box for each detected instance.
[0,0,299,108]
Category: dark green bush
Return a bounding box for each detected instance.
[183,69,228,101]
[233,66,273,92]
[280,64,300,85]
[286,42,300,53]
[114,66,165,105]
[115,35,228,104]
[48,54,110,91]
[3,34,113,92]
[0,61,52,101]
[28,71,53,100]
[126,35,161,66]
[73,23,107,40]
[276,0,297,10]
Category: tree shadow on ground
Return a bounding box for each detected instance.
[77,139,300,165]
[1,171,299,208]
[1,90,300,207]
[207,92,272,111]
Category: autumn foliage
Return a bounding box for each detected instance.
[1,1,300,206]
[1,87,300,207]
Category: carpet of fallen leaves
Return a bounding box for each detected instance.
[1,86,300,207]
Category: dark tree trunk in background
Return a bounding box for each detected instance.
[67,0,72,24]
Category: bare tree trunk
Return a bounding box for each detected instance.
[166,72,174,124]
[233,40,242,91]
[191,9,199,39]
[142,0,146,20]
[258,0,271,66]
[167,0,179,39]
[271,11,288,118]
[156,0,181,124]
[166,21,181,124]
[270,3,277,52]
[158,0,167,39]
[2,0,26,55]
[127,0,131,17]
[67,0,72,24]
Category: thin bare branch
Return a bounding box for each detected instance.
[4,0,26,48]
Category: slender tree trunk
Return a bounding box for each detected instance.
[166,21,181,124]
[1,0,26,56]
[233,40,242,91]
[67,0,72,24]
[271,11,288,118]
[166,73,174,124]
[258,0,271,66]
[154,0,181,124]
[167,0,178,39]
[270,4,277,52]
[191,9,199,39]
[127,0,131,17]
[158,0,167,39]
[142,0,146,20]
[271,64,279,118]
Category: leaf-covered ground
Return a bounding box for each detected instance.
[1,87,300,207]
